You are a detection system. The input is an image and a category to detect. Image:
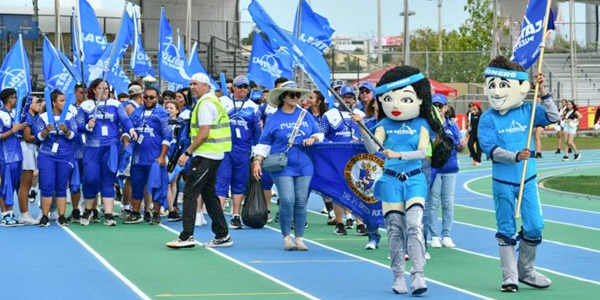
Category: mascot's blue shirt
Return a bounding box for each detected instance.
[478,103,550,184]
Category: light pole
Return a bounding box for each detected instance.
[428,0,443,64]
[377,0,382,67]
[400,2,415,66]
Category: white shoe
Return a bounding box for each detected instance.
[166,236,196,248]
[195,213,206,227]
[430,236,442,248]
[19,212,38,225]
[365,240,378,250]
[441,237,456,248]
[425,252,431,260]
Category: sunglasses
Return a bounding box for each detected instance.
[143,95,157,100]
[359,89,372,94]
[284,92,302,99]
[237,85,249,89]
[433,103,445,108]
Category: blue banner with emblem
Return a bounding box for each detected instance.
[248,32,294,89]
[158,7,190,85]
[0,35,31,115]
[306,143,385,227]
[511,0,555,70]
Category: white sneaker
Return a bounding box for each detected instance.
[19,212,38,225]
[365,240,378,250]
[441,237,456,248]
[195,213,206,227]
[166,236,197,248]
[425,252,431,260]
[430,236,442,248]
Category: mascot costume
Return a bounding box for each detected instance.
[479,56,559,292]
[357,66,451,295]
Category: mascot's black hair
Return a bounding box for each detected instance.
[486,56,527,85]
[376,66,452,169]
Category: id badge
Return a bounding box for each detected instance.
[52,142,59,153]
[81,134,86,144]
[101,126,109,136]
[137,134,145,144]
[235,128,241,139]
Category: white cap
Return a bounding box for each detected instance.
[191,73,211,84]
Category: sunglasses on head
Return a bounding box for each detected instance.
[143,95,157,100]
[237,85,249,89]
[284,91,302,99]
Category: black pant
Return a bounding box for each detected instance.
[179,156,228,240]
[468,133,482,162]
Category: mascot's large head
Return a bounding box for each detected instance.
[375,66,431,122]
[484,56,531,114]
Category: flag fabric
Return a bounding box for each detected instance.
[187,41,218,90]
[159,7,190,85]
[106,6,134,74]
[511,0,555,70]
[219,72,229,96]
[306,143,385,227]
[293,0,335,53]
[130,8,155,77]
[0,35,31,120]
[249,0,334,106]
[248,32,294,89]
[77,0,107,65]
[87,43,131,95]
[71,11,87,83]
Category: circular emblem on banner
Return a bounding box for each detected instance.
[344,153,384,204]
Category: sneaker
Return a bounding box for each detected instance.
[195,213,207,227]
[267,211,273,223]
[19,212,38,225]
[151,213,161,225]
[404,254,410,261]
[68,209,81,223]
[535,152,542,159]
[365,240,379,250]
[568,148,573,154]
[143,212,151,222]
[123,212,143,224]
[230,216,243,229]
[205,235,233,247]
[441,237,456,248]
[119,209,132,220]
[274,211,280,223]
[28,189,38,203]
[345,218,354,229]
[166,236,196,249]
[80,210,93,226]
[304,222,308,229]
[425,252,431,260]
[38,215,50,227]
[562,155,569,162]
[167,210,182,222]
[554,149,561,154]
[356,224,368,236]
[104,215,117,226]
[574,153,581,161]
[327,218,337,226]
[58,215,69,227]
[49,210,59,221]
[295,237,308,251]
[334,223,347,235]
[91,209,100,223]
[430,237,442,248]
[283,235,296,251]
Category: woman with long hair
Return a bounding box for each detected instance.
[18,97,43,224]
[562,100,582,161]
[555,99,568,154]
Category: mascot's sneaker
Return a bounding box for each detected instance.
[518,270,551,289]
[410,274,427,295]
[518,240,552,289]
[498,244,519,292]
[392,276,407,294]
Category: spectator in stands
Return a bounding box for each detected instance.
[562,100,582,161]
[466,101,482,165]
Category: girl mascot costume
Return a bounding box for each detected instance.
[356,66,451,295]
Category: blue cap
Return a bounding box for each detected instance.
[432,93,447,105]
[358,81,375,92]
[340,85,356,96]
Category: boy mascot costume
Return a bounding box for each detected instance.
[479,56,559,292]
[356,66,451,295]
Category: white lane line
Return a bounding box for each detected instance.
[61,227,152,300]
[158,224,321,300]
[249,260,363,264]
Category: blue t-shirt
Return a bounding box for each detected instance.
[320,108,363,142]
[259,108,320,177]
[258,102,278,124]
[478,103,550,184]
[34,111,78,161]
[435,118,462,174]
[220,96,261,153]
[130,105,172,166]
[0,108,23,163]
[76,99,133,147]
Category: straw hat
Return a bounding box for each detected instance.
[267,81,310,107]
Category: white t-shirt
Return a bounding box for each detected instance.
[193,100,225,160]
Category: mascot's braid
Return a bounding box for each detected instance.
[376,66,453,168]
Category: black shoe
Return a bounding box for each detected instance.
[335,223,347,235]
[68,209,81,223]
[80,209,93,226]
[305,221,308,229]
[58,215,69,226]
[28,190,37,203]
[555,149,561,154]
[345,218,354,229]
[274,211,280,223]
[123,212,143,224]
[91,209,100,223]
[206,234,234,247]
[535,152,542,159]
[38,215,50,227]
[151,213,161,225]
[167,210,182,222]
[230,216,243,229]
[356,224,367,236]
[562,155,569,161]
[574,153,581,161]
[568,148,573,154]
[143,212,151,222]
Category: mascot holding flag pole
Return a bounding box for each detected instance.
[478,0,559,292]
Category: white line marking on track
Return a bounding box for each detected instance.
[61,227,152,300]
[158,224,321,300]
[249,260,363,264]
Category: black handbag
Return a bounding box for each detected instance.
[262,109,306,172]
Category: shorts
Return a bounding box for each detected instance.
[374,172,427,203]
[21,141,38,171]
[562,122,577,135]
[215,151,251,196]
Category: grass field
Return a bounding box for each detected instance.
[543,175,600,197]
[538,136,599,151]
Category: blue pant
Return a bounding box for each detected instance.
[272,175,311,237]
[427,172,457,238]
[493,178,544,241]
[215,151,251,196]
[130,164,151,201]
[83,146,116,199]
[367,223,381,244]
[261,170,274,190]
[0,161,22,202]
[38,153,74,198]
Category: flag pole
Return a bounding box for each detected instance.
[158,6,164,93]
[515,0,553,219]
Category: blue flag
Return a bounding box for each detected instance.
[249,0,334,106]
[293,0,335,53]
[87,43,131,95]
[159,8,190,85]
[0,35,31,120]
[306,143,384,227]
[187,41,217,90]
[130,8,155,77]
[248,32,294,89]
[77,0,107,65]
[219,72,229,96]
[511,0,555,70]
[106,6,134,74]
[71,12,87,83]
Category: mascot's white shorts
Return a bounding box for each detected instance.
[21,141,38,171]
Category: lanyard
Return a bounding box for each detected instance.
[232,99,248,119]
[139,107,155,133]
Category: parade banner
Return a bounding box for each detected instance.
[248,32,294,89]
[512,0,555,70]
[159,8,190,85]
[307,143,385,227]
[77,0,107,65]
[293,0,335,54]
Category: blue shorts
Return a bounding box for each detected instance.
[130,164,151,201]
[83,146,116,199]
[215,151,251,196]
[493,177,544,239]
[0,161,22,202]
[374,172,427,203]
[38,153,74,198]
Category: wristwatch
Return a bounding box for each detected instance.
[184,151,191,157]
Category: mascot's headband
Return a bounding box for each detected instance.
[484,67,529,81]
[375,73,425,96]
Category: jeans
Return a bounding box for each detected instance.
[427,172,457,238]
[367,223,381,244]
[272,175,311,237]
